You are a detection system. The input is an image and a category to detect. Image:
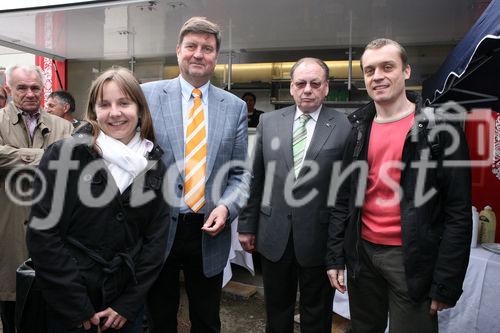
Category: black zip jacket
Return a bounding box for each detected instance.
[27,126,170,328]
[326,93,472,306]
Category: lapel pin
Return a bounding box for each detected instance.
[326,122,331,127]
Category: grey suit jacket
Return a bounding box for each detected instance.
[238,105,351,267]
[142,77,250,277]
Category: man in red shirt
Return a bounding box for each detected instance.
[327,39,472,332]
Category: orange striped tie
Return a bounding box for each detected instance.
[184,88,206,212]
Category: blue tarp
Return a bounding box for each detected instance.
[422,0,500,110]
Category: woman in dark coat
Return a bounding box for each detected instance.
[27,67,170,332]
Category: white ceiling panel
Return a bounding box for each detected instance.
[0,0,480,60]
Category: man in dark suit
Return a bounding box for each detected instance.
[242,92,264,127]
[238,58,351,333]
[142,17,250,333]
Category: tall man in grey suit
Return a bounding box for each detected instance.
[142,17,249,333]
[238,58,351,333]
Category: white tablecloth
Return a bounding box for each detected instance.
[332,247,500,333]
[222,218,255,287]
[439,247,500,333]
[222,130,257,287]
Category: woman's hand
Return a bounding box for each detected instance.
[94,307,127,331]
[81,314,100,330]
[81,319,92,330]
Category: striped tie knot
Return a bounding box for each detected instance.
[299,113,311,125]
[292,113,311,178]
[192,88,202,99]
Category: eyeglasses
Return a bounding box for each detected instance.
[292,80,326,90]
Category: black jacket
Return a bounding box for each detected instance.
[248,109,264,128]
[327,93,472,306]
[27,127,170,328]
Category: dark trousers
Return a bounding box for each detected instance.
[147,214,223,333]
[348,240,438,333]
[261,235,333,333]
[0,300,15,333]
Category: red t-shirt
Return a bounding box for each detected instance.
[361,112,415,245]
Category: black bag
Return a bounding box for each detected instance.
[15,258,47,333]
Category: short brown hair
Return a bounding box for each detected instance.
[178,17,222,52]
[360,38,408,69]
[85,67,156,151]
[290,58,330,81]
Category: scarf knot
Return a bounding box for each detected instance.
[96,132,153,193]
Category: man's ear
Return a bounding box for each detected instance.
[5,86,11,96]
[63,103,71,114]
[404,64,411,80]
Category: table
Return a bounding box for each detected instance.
[332,247,500,332]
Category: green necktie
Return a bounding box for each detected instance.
[292,114,311,178]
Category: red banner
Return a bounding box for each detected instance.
[35,11,67,107]
[466,110,500,241]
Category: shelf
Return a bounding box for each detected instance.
[225,82,271,90]
[271,100,369,109]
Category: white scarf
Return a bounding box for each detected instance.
[96,131,153,193]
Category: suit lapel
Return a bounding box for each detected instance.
[277,106,295,172]
[303,106,337,161]
[161,78,185,177]
[206,85,227,180]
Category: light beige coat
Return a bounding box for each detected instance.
[0,101,73,300]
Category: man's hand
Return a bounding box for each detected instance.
[202,205,229,237]
[327,269,347,293]
[429,299,451,316]
[238,233,256,252]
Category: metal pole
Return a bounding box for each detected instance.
[227,18,232,91]
[348,11,353,91]
[129,31,135,73]
[130,56,136,73]
[127,5,135,73]
[52,59,64,89]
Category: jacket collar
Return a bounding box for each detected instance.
[7,101,42,124]
[348,91,423,127]
[73,122,164,161]
[7,101,52,135]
